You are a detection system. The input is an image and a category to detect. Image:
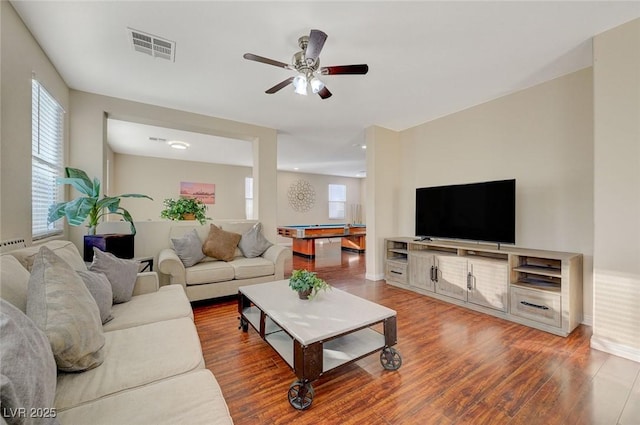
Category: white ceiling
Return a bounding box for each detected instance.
[11,1,640,178]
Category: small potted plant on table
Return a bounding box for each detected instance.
[160,197,209,225]
[289,269,330,300]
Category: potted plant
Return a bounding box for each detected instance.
[48,167,152,261]
[289,269,330,300]
[160,197,209,225]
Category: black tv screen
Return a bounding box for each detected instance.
[415,179,515,244]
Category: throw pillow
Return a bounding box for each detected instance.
[26,246,105,372]
[0,299,58,425]
[202,224,241,262]
[77,270,114,324]
[171,229,205,267]
[238,222,273,258]
[89,248,138,304]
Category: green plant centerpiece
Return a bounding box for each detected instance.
[289,269,330,300]
[48,167,152,235]
[160,197,209,225]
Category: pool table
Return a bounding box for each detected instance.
[277,224,366,258]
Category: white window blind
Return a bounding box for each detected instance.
[328,184,346,220]
[32,80,64,240]
[245,177,254,219]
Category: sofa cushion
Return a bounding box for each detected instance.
[89,248,138,304]
[202,224,241,262]
[27,247,105,372]
[8,240,87,272]
[56,370,233,425]
[171,229,205,267]
[54,317,204,411]
[0,254,31,313]
[77,270,113,325]
[185,261,235,285]
[0,299,58,425]
[103,285,193,332]
[230,257,275,280]
[238,222,273,258]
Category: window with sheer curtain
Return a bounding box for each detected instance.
[328,184,346,220]
[32,80,64,240]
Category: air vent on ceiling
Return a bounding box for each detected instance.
[128,28,175,62]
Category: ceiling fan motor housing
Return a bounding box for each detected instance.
[292,50,319,75]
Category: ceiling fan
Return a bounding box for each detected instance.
[243,29,369,99]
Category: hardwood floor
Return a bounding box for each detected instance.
[193,241,640,425]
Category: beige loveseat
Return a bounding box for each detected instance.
[0,240,233,424]
[158,222,290,302]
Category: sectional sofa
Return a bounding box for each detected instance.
[0,240,233,424]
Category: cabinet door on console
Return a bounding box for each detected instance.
[434,255,467,301]
[409,252,435,292]
[467,258,508,312]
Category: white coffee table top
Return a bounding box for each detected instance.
[239,280,396,345]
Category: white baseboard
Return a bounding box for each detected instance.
[366,272,385,281]
[590,336,640,363]
[582,314,593,326]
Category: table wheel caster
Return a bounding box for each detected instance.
[380,347,402,370]
[288,380,314,410]
[238,317,248,332]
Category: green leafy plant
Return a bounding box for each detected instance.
[160,197,210,225]
[288,269,330,300]
[48,167,152,235]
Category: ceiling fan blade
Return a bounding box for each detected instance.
[317,86,332,99]
[305,29,327,63]
[321,64,369,75]
[243,53,291,70]
[266,77,295,94]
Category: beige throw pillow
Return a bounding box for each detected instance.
[202,224,241,262]
[26,246,105,372]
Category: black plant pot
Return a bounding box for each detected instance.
[84,234,134,262]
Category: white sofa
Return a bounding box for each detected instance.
[158,222,290,301]
[0,240,233,425]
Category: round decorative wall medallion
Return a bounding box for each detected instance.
[287,179,315,212]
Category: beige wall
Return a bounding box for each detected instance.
[67,90,278,249]
[369,69,595,321]
[365,126,401,280]
[277,171,364,244]
[592,18,640,361]
[0,0,69,244]
[112,154,251,221]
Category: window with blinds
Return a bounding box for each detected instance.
[328,184,346,220]
[245,177,254,219]
[32,80,64,240]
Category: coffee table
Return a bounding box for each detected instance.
[238,280,401,410]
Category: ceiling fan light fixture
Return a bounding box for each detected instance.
[310,76,324,94]
[293,75,307,95]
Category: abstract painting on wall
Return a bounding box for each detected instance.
[180,182,215,204]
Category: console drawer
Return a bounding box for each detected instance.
[510,286,561,328]
[385,260,408,284]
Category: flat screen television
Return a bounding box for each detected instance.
[415,179,515,244]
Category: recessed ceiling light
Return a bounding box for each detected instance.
[361,145,367,150]
[293,167,299,171]
[168,141,189,150]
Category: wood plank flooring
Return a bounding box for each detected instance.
[193,241,640,425]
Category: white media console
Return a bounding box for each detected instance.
[384,238,583,337]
